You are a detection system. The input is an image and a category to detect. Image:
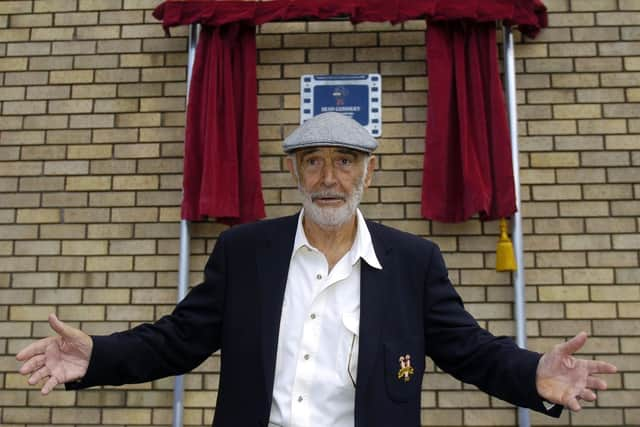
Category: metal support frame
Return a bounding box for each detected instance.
[502,25,530,427]
[169,20,529,427]
[172,22,199,427]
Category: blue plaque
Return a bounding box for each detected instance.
[300,74,382,137]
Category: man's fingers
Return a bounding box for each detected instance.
[558,331,588,356]
[587,375,608,391]
[16,336,55,362]
[565,396,582,412]
[41,376,59,395]
[579,388,597,402]
[19,354,46,376]
[48,313,73,338]
[28,365,50,386]
[588,360,617,375]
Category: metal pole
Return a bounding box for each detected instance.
[502,24,530,427]
[172,22,199,427]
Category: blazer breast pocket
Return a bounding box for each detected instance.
[384,336,424,402]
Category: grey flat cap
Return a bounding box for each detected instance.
[283,112,378,154]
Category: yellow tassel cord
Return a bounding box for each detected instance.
[496,217,517,272]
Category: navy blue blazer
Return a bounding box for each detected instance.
[70,213,561,426]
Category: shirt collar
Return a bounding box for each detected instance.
[294,208,383,270]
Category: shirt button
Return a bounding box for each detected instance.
[310,313,316,319]
[316,273,322,280]
[304,354,310,360]
[298,396,303,402]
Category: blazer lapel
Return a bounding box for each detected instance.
[256,214,298,400]
[356,223,392,397]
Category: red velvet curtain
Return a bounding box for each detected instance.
[422,21,516,222]
[182,23,265,224]
[154,0,547,38]
[154,0,547,225]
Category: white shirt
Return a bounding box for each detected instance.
[268,209,383,427]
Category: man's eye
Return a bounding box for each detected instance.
[338,158,352,165]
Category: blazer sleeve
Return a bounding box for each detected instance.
[422,243,562,417]
[67,231,229,390]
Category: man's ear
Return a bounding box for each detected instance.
[285,156,298,182]
[363,155,376,188]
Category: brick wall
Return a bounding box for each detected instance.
[1,0,638,425]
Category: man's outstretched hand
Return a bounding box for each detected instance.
[536,332,617,411]
[16,313,93,395]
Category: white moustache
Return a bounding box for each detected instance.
[311,191,347,202]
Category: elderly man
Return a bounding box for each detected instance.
[18,112,615,427]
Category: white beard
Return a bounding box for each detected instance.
[300,181,364,229]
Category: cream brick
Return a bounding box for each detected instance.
[88,223,133,239]
[99,10,142,25]
[48,99,93,114]
[0,161,42,177]
[69,113,115,129]
[39,224,85,240]
[16,208,60,224]
[10,305,56,321]
[594,320,640,336]
[14,241,60,256]
[71,84,116,99]
[67,145,113,160]
[550,42,597,57]
[3,407,50,423]
[529,120,576,135]
[62,240,108,256]
[13,272,58,289]
[22,145,66,160]
[592,285,639,301]
[4,71,48,86]
[0,390,27,406]
[42,192,87,208]
[117,83,162,98]
[559,201,609,216]
[81,27,124,43]
[577,88,625,103]
[141,67,185,82]
[0,86,26,101]
[62,207,110,223]
[107,305,154,321]
[95,68,139,83]
[89,191,135,207]
[552,104,601,119]
[584,184,633,200]
[131,288,176,303]
[0,289,33,304]
[567,302,617,319]
[74,54,119,69]
[612,234,640,250]
[609,167,640,183]
[600,41,640,56]
[0,1,32,14]
[58,305,105,321]
[578,119,627,134]
[112,175,158,190]
[143,37,187,53]
[35,289,82,304]
[611,201,640,216]
[86,256,133,272]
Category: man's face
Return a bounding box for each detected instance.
[286,146,376,229]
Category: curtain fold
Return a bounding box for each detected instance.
[181,23,265,224]
[421,21,516,223]
[154,0,547,38]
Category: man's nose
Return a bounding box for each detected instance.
[320,162,337,186]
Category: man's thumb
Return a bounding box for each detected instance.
[559,331,588,355]
[48,313,72,338]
